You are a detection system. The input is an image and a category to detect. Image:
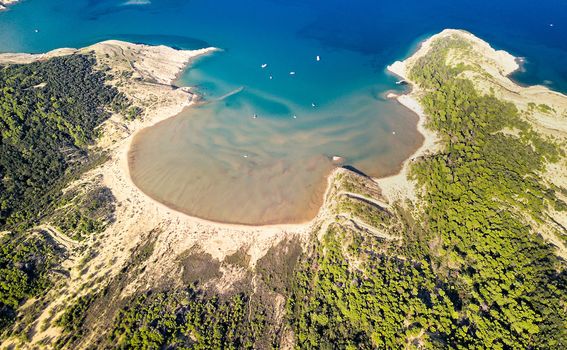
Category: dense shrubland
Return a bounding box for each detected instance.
[0,231,57,332]
[108,288,256,349]
[0,54,120,334]
[51,185,116,240]
[0,54,122,228]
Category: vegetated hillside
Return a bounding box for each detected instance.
[288,34,567,349]
[0,54,123,335]
[0,54,124,227]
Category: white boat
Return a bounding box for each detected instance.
[293,115,297,119]
[261,63,268,68]
[289,71,296,75]
[316,55,320,61]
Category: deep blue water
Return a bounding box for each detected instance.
[1,0,565,224]
[1,0,566,91]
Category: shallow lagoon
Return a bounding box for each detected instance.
[129,87,422,224]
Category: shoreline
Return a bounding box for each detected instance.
[383,29,567,257]
[124,123,323,229]
[123,55,431,227]
[6,31,566,347]
[376,34,442,203]
[0,38,434,229]
[376,28,548,203]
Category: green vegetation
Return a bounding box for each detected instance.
[0,231,56,332]
[288,225,457,349]
[54,238,301,349]
[109,288,260,349]
[0,54,121,228]
[527,102,556,114]
[52,186,116,240]
[409,35,566,348]
[0,54,120,335]
[256,238,302,295]
[124,106,143,121]
[55,293,97,348]
[335,195,392,228]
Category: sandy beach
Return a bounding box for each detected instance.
[377,34,443,204]
[0,41,318,345]
[84,41,317,271]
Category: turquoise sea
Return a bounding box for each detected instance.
[1,0,566,224]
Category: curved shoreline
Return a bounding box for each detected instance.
[109,44,321,230]
[0,35,446,227]
[0,34,459,228]
[377,36,442,202]
[378,28,530,203]
[124,47,432,227]
[122,114,319,230]
[123,50,429,227]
